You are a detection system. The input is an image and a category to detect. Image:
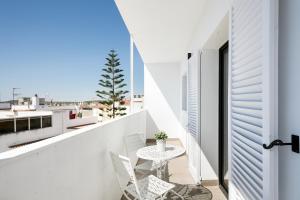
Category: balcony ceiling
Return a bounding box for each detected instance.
[114,0,207,63]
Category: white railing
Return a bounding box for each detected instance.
[0,110,147,200]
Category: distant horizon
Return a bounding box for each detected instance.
[0,94,144,103]
[0,1,144,102]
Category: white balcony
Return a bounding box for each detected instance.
[0,0,299,199]
[0,110,225,200]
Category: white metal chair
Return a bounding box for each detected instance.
[110,152,184,200]
[124,134,167,175]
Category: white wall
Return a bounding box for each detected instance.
[132,100,144,112]
[200,50,219,181]
[187,0,230,53]
[0,112,64,152]
[144,62,185,139]
[179,60,188,149]
[278,0,300,199]
[0,110,98,152]
[0,103,10,110]
[0,110,146,200]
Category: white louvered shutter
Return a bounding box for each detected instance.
[187,52,201,176]
[229,0,278,200]
[188,53,200,141]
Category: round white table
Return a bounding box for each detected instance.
[136,144,185,178]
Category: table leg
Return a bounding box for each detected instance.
[156,160,163,179]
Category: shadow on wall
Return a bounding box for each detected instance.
[146,111,159,137]
[144,62,219,181]
[145,63,181,120]
[144,63,186,139]
[144,59,220,181]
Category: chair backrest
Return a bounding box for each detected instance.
[124,133,146,156]
[109,152,142,198]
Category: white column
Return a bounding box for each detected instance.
[130,35,134,112]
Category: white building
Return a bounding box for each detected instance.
[0,102,10,110]
[0,109,98,152]
[12,94,48,111]
[0,0,299,200]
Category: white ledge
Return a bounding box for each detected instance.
[0,110,146,161]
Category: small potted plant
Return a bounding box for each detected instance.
[154,131,168,152]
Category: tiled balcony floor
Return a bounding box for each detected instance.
[121,139,227,200]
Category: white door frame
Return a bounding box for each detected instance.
[261,0,279,199]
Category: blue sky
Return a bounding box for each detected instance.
[0,0,144,101]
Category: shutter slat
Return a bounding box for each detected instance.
[232,75,262,89]
[232,148,263,178]
[232,137,263,163]
[232,67,262,82]
[232,48,262,67]
[232,113,262,127]
[232,18,262,57]
[232,159,263,193]
[232,100,262,110]
[232,173,261,200]
[232,124,262,144]
[232,92,262,102]
[232,33,262,65]
[232,168,263,200]
[232,85,262,95]
[232,0,260,32]
[232,59,261,76]
[232,55,262,73]
[233,131,262,153]
[232,107,262,118]
[232,6,262,44]
[232,119,262,136]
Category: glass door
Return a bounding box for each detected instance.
[219,41,229,192]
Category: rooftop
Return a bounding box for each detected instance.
[0,110,53,119]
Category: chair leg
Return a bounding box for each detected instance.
[159,192,168,200]
[123,192,133,200]
[170,189,184,199]
[163,161,168,179]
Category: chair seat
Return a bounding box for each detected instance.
[135,160,167,172]
[125,175,175,200]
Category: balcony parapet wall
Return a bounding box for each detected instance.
[0,110,146,200]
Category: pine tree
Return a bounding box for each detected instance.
[96,50,128,118]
